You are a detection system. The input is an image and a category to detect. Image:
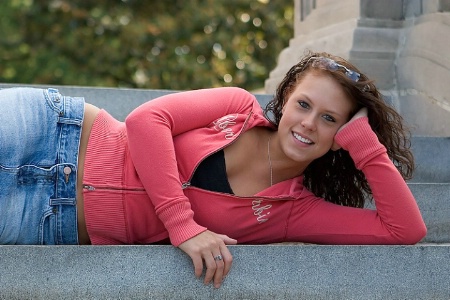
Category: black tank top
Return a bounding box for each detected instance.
[190,150,234,194]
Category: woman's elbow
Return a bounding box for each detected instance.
[398,221,428,245]
[412,222,428,244]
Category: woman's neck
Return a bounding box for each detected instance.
[266,131,309,185]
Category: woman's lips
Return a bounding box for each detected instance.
[292,131,314,145]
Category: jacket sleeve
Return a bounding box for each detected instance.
[286,117,427,245]
[125,87,258,246]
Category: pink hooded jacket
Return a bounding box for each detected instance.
[82,87,426,246]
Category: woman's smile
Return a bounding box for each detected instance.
[292,131,314,145]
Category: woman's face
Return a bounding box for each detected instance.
[277,71,355,165]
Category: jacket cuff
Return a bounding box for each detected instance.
[335,117,387,169]
[158,201,207,247]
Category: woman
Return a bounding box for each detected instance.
[0,52,426,289]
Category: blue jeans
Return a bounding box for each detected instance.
[0,87,84,244]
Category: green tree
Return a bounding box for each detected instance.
[0,0,293,91]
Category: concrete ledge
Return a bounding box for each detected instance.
[1,244,449,299]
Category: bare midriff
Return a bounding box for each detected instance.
[76,103,101,245]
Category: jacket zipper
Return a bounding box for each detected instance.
[84,183,292,200]
[180,112,295,201]
[181,182,191,190]
[83,184,145,192]
[181,111,254,190]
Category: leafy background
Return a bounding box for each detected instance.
[0,0,293,91]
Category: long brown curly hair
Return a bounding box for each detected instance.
[264,51,414,208]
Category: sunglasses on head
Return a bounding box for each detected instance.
[309,56,361,82]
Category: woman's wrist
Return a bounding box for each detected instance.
[335,117,386,169]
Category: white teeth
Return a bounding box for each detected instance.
[293,132,313,144]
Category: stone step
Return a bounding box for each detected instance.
[410,137,450,183]
[0,244,449,299]
[397,183,449,243]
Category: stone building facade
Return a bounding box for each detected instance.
[265,0,450,136]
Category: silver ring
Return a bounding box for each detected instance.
[214,255,223,261]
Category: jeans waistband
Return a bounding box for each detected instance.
[45,88,84,244]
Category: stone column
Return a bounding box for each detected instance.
[265,0,450,136]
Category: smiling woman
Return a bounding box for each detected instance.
[0,51,426,289]
[265,52,415,208]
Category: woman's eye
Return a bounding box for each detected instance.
[298,101,309,109]
[323,115,336,122]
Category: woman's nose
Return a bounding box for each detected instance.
[301,115,317,131]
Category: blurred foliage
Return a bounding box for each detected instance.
[0,0,293,90]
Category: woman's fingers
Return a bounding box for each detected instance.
[215,233,236,279]
[353,107,368,120]
[190,253,205,279]
[178,230,235,288]
[219,242,233,278]
[200,235,233,288]
[218,234,238,245]
[204,252,224,287]
[212,254,226,288]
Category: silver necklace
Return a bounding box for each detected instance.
[267,135,273,186]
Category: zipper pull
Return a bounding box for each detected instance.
[83,185,95,191]
[181,182,191,189]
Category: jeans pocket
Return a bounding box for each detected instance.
[39,208,57,245]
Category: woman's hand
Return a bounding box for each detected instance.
[178,230,237,288]
[332,107,368,151]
